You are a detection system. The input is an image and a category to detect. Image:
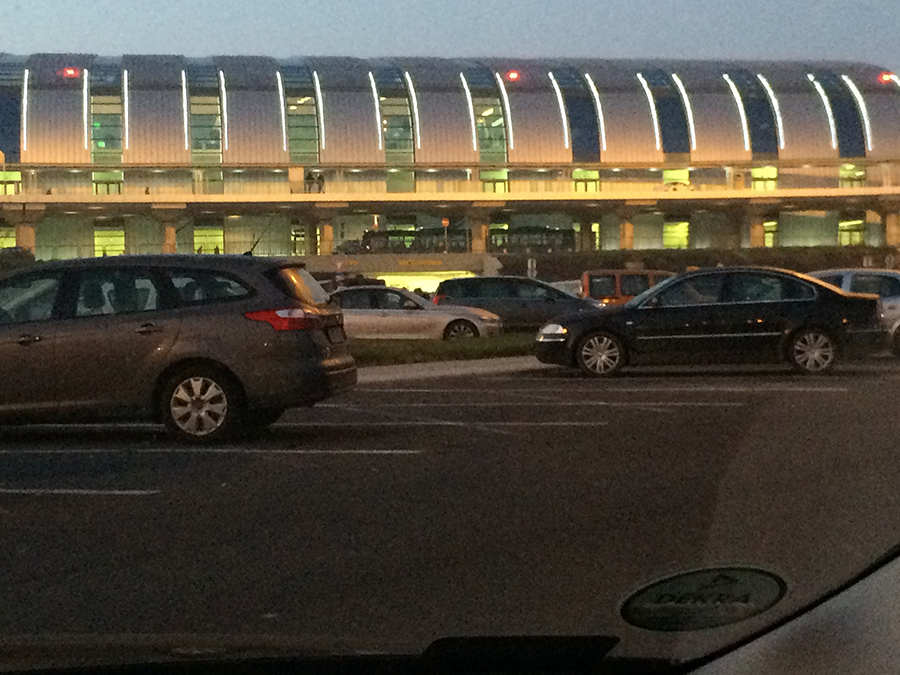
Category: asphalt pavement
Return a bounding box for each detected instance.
[1,357,900,663]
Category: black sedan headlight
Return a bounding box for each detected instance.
[536,323,569,342]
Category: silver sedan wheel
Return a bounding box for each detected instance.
[169,377,229,437]
[444,320,477,340]
[791,331,836,373]
[578,333,624,376]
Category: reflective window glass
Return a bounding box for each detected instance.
[851,274,900,298]
[169,270,250,305]
[655,274,725,306]
[336,289,373,309]
[0,273,61,324]
[588,275,616,297]
[621,275,651,296]
[75,269,161,317]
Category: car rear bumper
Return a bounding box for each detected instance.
[842,326,891,356]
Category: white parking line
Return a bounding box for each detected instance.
[323,401,745,408]
[363,386,850,394]
[0,488,159,496]
[274,421,608,428]
[0,448,423,456]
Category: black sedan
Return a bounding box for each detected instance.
[534,267,886,376]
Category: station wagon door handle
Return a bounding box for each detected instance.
[135,323,164,335]
[16,334,41,346]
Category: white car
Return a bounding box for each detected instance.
[808,268,900,354]
[331,285,502,340]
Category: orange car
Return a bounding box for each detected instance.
[581,269,676,305]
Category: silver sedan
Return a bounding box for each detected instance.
[331,285,502,340]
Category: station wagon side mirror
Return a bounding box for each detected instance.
[642,296,661,309]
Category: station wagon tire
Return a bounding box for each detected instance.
[576,331,625,377]
[444,319,479,340]
[789,329,837,373]
[161,367,244,443]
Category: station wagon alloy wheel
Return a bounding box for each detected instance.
[170,377,228,436]
[577,332,625,377]
[790,330,837,373]
[161,368,243,442]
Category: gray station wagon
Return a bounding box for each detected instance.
[0,255,356,441]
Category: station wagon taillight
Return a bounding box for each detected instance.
[245,308,323,331]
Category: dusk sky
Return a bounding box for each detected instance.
[5,0,899,70]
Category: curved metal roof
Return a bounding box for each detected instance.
[0,55,897,166]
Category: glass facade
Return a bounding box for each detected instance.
[281,65,320,166]
[90,63,124,195]
[639,70,691,155]
[0,61,24,164]
[811,72,866,159]
[726,71,780,157]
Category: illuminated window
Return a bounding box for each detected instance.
[751,166,778,191]
[0,227,15,248]
[194,227,225,254]
[372,67,416,192]
[94,228,125,257]
[92,170,124,195]
[663,221,690,249]
[0,170,22,196]
[281,65,320,165]
[840,163,866,188]
[190,96,222,162]
[285,95,319,164]
[838,219,865,246]
[764,220,778,247]
[186,63,223,164]
[573,168,599,192]
[89,63,124,197]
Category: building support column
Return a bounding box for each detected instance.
[318,221,333,255]
[744,213,766,248]
[619,218,634,250]
[152,205,186,254]
[575,220,594,252]
[886,213,900,247]
[2,205,44,254]
[469,214,488,254]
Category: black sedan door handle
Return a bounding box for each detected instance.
[135,323,164,335]
[16,334,41,346]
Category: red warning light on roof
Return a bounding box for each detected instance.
[506,70,520,82]
[879,71,895,84]
[57,67,81,79]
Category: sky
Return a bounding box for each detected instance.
[3,0,899,70]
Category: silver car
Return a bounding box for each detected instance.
[808,268,900,354]
[331,285,502,340]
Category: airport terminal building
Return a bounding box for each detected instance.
[1,54,900,287]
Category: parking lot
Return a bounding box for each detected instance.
[1,359,900,657]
